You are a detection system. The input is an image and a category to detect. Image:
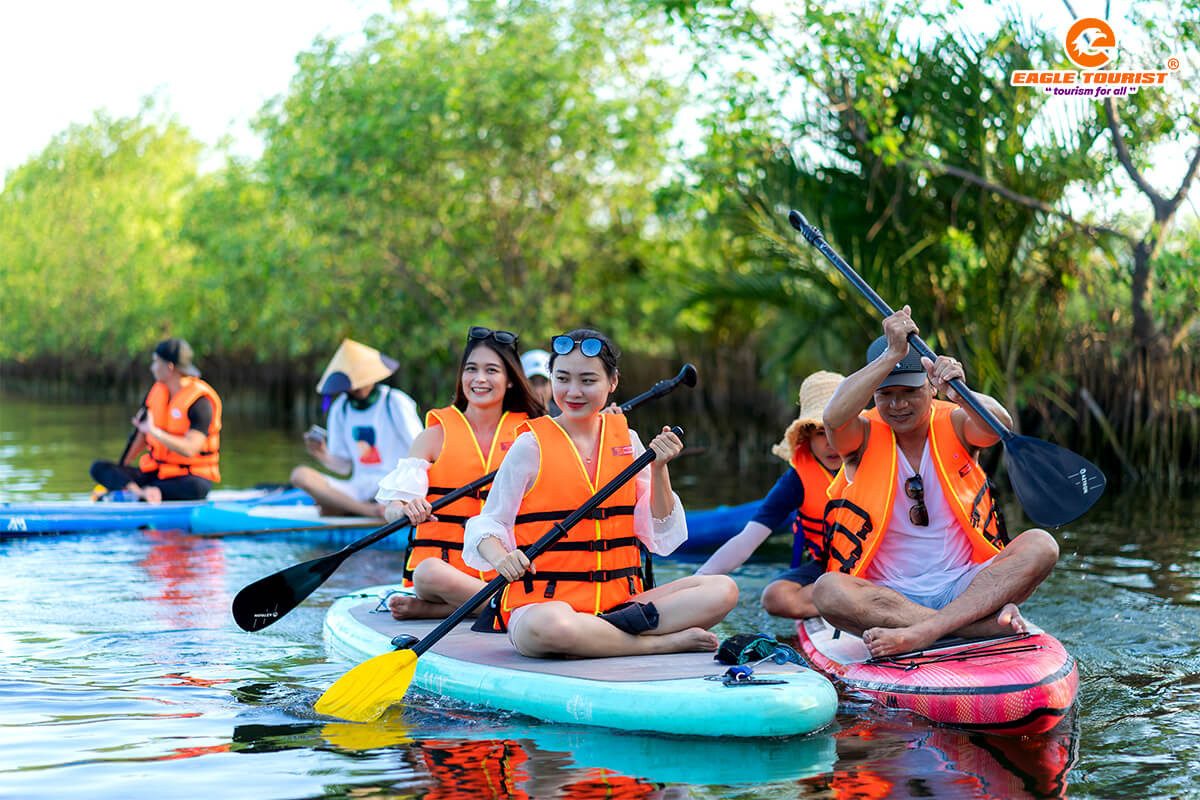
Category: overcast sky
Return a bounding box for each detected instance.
[0,0,391,178]
[0,0,1188,218]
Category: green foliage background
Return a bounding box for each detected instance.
[1,0,1197,479]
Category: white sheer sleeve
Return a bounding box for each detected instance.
[462,432,540,570]
[374,457,430,503]
[629,430,688,556]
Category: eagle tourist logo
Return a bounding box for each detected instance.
[1009,17,1180,98]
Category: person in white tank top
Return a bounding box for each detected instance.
[813,306,1060,658]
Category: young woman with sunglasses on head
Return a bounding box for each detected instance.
[376,327,545,620]
[461,329,738,658]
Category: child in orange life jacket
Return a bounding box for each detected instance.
[376,327,546,620]
[696,370,844,619]
[462,329,738,658]
[89,338,222,503]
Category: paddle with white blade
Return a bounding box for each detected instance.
[313,427,684,722]
[788,208,1105,528]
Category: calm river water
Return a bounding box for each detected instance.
[2,390,1199,799]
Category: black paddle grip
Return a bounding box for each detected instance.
[788,208,1011,441]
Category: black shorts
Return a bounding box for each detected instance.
[771,560,824,587]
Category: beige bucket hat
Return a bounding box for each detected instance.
[316,339,399,394]
[771,370,845,461]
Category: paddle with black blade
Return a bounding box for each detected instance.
[787,208,1106,528]
[231,364,698,632]
[313,426,684,722]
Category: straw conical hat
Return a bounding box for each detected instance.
[316,339,399,394]
[771,370,845,460]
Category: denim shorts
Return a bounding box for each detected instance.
[893,560,990,611]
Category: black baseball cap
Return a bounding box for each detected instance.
[866,335,927,390]
[154,338,201,377]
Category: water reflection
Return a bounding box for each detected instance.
[217,706,1084,800]
[802,715,1079,800]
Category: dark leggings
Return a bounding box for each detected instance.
[89,461,212,501]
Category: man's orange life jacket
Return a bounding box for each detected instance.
[824,400,1005,576]
[403,406,526,584]
[495,414,641,627]
[138,378,222,482]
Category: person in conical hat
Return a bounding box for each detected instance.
[290,339,423,518]
[695,369,845,619]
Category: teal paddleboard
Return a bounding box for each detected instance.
[323,586,838,738]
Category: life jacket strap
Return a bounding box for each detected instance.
[513,505,635,525]
[428,485,490,501]
[543,536,641,553]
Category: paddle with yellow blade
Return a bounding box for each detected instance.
[231,364,697,632]
[313,426,685,722]
[788,208,1106,527]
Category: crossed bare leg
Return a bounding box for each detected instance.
[862,602,1028,657]
[390,559,487,620]
[813,529,1058,659]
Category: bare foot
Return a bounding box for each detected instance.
[863,603,1030,658]
[655,627,719,653]
[996,603,1027,635]
[388,593,453,621]
[861,625,934,658]
[142,486,163,505]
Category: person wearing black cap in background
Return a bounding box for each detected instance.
[290,339,423,518]
[813,305,1059,658]
[89,338,223,503]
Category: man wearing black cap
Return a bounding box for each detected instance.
[812,306,1059,658]
[89,338,223,503]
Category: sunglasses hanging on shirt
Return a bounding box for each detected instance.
[905,476,929,527]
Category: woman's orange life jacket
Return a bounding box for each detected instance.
[137,378,222,482]
[419,738,530,800]
[403,406,527,585]
[823,399,1005,576]
[496,414,641,627]
[789,446,836,567]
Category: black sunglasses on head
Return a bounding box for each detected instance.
[468,326,518,346]
[552,335,603,358]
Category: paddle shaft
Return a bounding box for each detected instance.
[410,427,682,657]
[788,210,1013,442]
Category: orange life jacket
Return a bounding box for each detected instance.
[824,400,1005,576]
[403,406,526,584]
[419,739,530,800]
[789,446,836,567]
[495,414,641,627]
[138,378,222,482]
[560,769,656,800]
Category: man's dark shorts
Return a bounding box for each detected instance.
[770,560,824,587]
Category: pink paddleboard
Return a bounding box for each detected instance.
[798,616,1077,736]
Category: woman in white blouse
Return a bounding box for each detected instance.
[464,329,738,658]
[376,327,544,620]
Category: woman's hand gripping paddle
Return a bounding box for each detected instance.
[231,364,698,632]
[312,427,685,722]
[788,209,1106,528]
